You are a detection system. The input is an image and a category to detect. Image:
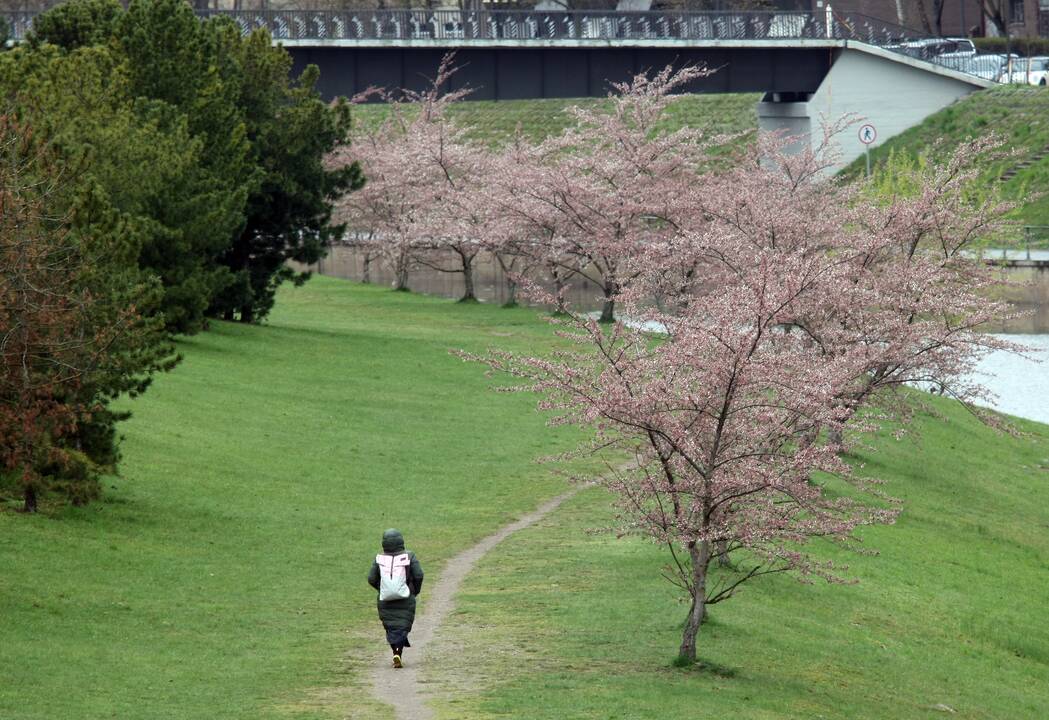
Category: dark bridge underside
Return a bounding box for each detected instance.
[288,46,833,101]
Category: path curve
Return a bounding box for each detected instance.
[369,487,580,720]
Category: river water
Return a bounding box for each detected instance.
[975,335,1049,425]
[304,246,1049,426]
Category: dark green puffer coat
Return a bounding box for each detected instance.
[367,529,424,630]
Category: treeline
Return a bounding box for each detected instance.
[0,0,362,512]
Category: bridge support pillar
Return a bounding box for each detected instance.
[756,95,812,157]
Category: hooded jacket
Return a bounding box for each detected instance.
[367,529,424,630]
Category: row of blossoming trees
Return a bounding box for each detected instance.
[328,61,1017,661]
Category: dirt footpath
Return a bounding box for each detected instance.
[368,488,580,720]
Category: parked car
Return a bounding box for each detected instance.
[935,52,1023,81]
[887,37,977,61]
[998,56,1049,85]
[937,52,1016,81]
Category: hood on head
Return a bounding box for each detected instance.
[382,528,405,553]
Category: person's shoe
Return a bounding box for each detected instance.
[392,654,403,669]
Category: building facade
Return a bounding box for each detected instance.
[799,0,1047,38]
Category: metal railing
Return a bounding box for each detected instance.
[1015,226,1049,261]
[983,226,1049,263]
[0,7,913,43]
[0,6,1000,81]
[192,9,831,43]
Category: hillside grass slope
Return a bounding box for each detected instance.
[0,278,593,720]
[427,397,1049,719]
[351,93,760,147]
[2,278,1046,719]
[844,85,1049,227]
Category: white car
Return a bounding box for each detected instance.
[998,57,1049,85]
[937,52,1011,80]
[887,37,977,60]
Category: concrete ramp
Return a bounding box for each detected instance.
[758,42,993,169]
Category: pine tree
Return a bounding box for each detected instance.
[0,117,174,512]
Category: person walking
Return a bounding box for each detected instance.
[367,528,424,668]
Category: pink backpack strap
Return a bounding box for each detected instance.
[376,553,394,577]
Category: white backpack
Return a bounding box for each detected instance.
[376,553,411,601]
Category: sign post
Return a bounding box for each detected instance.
[858,123,877,177]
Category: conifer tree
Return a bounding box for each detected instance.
[0,117,174,512]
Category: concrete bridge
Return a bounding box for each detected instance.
[3,7,994,167]
[259,7,992,168]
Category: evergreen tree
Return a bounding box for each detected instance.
[0,43,244,334]
[30,0,363,325]
[210,28,363,322]
[0,117,175,512]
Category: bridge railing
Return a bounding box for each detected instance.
[192,9,831,43]
[0,7,998,82]
[833,12,1000,79]
[981,226,1049,263]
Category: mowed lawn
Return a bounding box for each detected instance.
[0,277,589,719]
[4,275,1049,720]
[351,93,760,148]
[427,402,1049,718]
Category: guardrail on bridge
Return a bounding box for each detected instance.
[0,6,1000,83]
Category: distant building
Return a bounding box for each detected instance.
[809,0,1047,39]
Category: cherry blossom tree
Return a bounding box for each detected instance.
[464,113,1014,662]
[473,135,557,309]
[499,66,712,322]
[330,108,427,292]
[835,136,1020,423]
[410,106,490,303]
[331,56,488,301]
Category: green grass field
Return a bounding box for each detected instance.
[426,401,1049,718]
[352,93,760,147]
[2,277,1048,719]
[843,85,1049,227]
[0,278,591,719]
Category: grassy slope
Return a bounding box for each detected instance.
[842,85,1049,226]
[427,399,1049,719]
[351,93,760,147]
[0,278,593,720]
[3,278,1047,719]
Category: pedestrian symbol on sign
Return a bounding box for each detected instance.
[858,123,877,178]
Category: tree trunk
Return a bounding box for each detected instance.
[598,277,618,323]
[504,278,518,308]
[549,263,568,314]
[394,251,410,292]
[362,252,372,284]
[715,540,731,568]
[23,484,37,513]
[495,253,520,307]
[460,253,476,302]
[239,305,254,324]
[545,262,570,312]
[678,540,711,662]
